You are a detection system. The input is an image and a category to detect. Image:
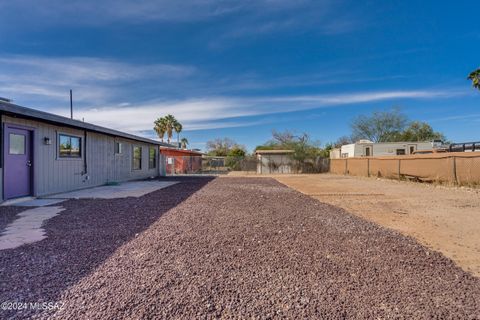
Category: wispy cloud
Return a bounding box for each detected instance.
[0,0,357,41]
[1,54,414,107]
[0,55,466,138]
[0,0,323,23]
[43,89,465,136]
[0,55,195,106]
[427,113,480,123]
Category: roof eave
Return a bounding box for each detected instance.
[0,101,172,146]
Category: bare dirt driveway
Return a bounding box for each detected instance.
[1,177,479,319]
[271,173,480,277]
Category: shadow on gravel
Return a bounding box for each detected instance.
[0,206,30,232]
[0,176,214,319]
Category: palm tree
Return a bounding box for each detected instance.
[163,114,177,144]
[174,122,183,146]
[468,68,480,90]
[154,114,183,145]
[153,117,167,142]
[180,137,189,149]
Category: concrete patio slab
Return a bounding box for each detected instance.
[0,206,64,250]
[1,198,66,207]
[45,180,179,199]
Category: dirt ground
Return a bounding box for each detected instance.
[235,173,480,277]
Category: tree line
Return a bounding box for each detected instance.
[340,108,446,145]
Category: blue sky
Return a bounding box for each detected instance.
[0,0,479,151]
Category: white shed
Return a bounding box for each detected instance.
[255,150,295,174]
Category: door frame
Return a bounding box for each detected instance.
[364,146,372,157]
[408,144,417,155]
[3,123,36,200]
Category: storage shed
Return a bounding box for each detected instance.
[160,147,203,174]
[0,100,171,202]
[255,150,295,174]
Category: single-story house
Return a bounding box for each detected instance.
[334,139,437,158]
[160,147,203,174]
[0,100,172,202]
[255,150,295,174]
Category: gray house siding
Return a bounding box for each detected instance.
[1,115,164,201]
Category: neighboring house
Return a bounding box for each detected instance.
[338,140,436,158]
[329,148,341,159]
[0,100,172,202]
[255,150,295,174]
[160,147,203,174]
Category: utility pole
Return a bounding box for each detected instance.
[70,89,73,119]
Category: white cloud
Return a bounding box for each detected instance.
[0,55,195,105]
[262,90,459,104]
[1,0,355,41]
[44,90,464,135]
[0,55,466,138]
[427,113,480,123]
[0,0,327,24]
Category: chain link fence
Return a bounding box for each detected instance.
[330,152,480,186]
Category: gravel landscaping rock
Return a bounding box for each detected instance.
[1,177,479,319]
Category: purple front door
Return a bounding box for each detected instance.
[4,126,32,199]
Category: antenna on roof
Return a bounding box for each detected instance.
[70,89,73,119]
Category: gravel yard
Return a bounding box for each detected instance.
[1,177,479,319]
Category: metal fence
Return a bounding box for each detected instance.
[330,152,480,186]
[163,155,330,175]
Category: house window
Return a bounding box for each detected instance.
[396,149,406,155]
[149,147,156,169]
[9,134,25,155]
[132,146,142,170]
[59,134,81,158]
[115,142,123,154]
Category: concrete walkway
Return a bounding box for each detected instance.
[0,206,64,250]
[1,198,65,207]
[0,180,178,250]
[46,180,178,199]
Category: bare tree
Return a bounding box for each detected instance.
[334,136,353,147]
[206,138,242,156]
[351,109,408,142]
[271,130,310,145]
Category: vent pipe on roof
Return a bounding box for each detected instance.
[70,89,73,119]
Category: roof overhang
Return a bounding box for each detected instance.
[0,101,174,147]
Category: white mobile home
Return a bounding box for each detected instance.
[0,101,171,202]
[337,140,435,158]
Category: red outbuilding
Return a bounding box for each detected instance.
[160,147,203,174]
